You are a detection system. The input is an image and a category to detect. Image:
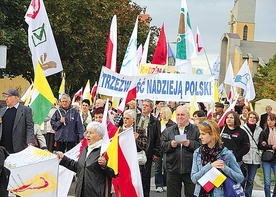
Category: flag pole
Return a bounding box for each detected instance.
[57,108,66,125]
[203,48,212,75]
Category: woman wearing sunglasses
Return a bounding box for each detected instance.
[191,120,244,197]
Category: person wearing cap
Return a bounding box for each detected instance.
[211,102,224,123]
[0,88,34,153]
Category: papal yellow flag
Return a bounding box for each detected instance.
[189,93,198,117]
[214,81,219,102]
[106,128,119,175]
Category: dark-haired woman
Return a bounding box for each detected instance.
[220,111,250,165]
[259,113,276,197]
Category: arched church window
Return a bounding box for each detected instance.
[243,25,248,40]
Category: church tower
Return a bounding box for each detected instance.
[219,0,276,97]
[228,0,256,41]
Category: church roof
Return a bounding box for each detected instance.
[237,40,276,65]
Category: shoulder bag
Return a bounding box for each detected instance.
[223,176,245,197]
[262,150,274,161]
[137,150,147,165]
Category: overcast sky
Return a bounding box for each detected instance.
[133,0,276,73]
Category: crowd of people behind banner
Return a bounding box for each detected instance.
[1,88,276,197]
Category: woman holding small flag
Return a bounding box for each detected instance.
[56,122,115,197]
[191,119,244,197]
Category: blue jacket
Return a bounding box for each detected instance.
[51,106,84,142]
[191,146,244,197]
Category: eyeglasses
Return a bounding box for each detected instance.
[201,121,211,128]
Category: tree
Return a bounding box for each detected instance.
[253,54,276,101]
[0,0,160,97]
[0,0,33,81]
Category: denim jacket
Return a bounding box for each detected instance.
[191,146,244,196]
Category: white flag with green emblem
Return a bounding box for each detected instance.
[175,0,197,74]
[25,0,63,76]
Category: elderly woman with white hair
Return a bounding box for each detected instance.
[111,109,148,197]
[123,109,148,152]
[56,122,115,197]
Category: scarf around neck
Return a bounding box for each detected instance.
[199,144,224,197]
[86,139,102,158]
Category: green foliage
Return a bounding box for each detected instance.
[0,0,33,81]
[254,54,276,101]
[0,0,160,97]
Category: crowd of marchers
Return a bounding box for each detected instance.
[1,89,275,197]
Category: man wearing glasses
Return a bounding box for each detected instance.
[161,105,200,197]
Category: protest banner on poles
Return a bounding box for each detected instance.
[98,66,214,102]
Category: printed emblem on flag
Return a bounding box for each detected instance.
[234,73,249,86]
[32,23,47,47]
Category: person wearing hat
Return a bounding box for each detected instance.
[211,102,225,123]
[0,88,34,154]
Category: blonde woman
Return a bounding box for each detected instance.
[191,120,244,196]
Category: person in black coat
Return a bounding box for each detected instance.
[56,122,115,197]
[161,106,201,197]
[0,146,10,197]
[220,111,250,163]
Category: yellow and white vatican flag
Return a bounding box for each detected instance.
[189,93,199,117]
[58,73,66,99]
[5,146,59,197]
[25,0,63,76]
[83,80,92,105]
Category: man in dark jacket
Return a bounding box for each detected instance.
[136,99,161,197]
[161,106,200,197]
[0,88,34,153]
[0,146,10,197]
[51,93,84,153]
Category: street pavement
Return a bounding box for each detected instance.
[68,179,265,197]
[67,164,266,197]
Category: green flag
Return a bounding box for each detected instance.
[175,0,197,74]
[30,62,56,124]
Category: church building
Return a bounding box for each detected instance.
[219,0,276,84]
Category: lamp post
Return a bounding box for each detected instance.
[0,45,7,69]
